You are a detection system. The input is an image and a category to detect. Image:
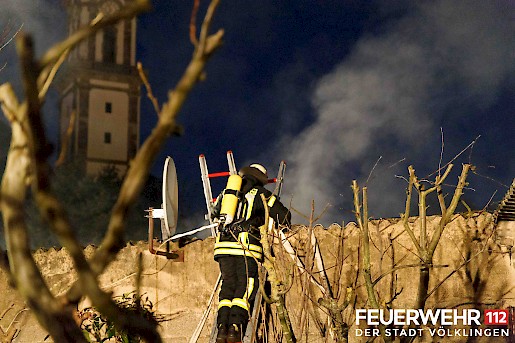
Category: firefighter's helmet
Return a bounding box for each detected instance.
[239,163,268,186]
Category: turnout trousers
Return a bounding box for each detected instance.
[217,255,259,327]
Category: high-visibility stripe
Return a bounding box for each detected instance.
[214,211,265,259]
[214,232,263,256]
[267,195,276,207]
[248,244,262,252]
[214,242,262,253]
[218,299,232,309]
[240,231,249,245]
[243,277,255,301]
[213,248,262,260]
[213,247,262,258]
[232,298,249,311]
[241,202,248,222]
[214,241,241,249]
[245,189,258,220]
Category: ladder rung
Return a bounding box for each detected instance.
[208,171,231,178]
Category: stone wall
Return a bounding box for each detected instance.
[0,212,513,342]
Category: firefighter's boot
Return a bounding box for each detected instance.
[227,324,242,343]
[216,324,228,343]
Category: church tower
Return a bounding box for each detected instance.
[57,0,141,175]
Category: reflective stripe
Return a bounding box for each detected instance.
[214,241,262,253]
[243,277,255,301]
[232,298,249,311]
[213,248,262,260]
[247,244,262,253]
[215,232,263,255]
[240,231,249,245]
[215,241,242,249]
[220,278,255,313]
[214,213,264,259]
[241,202,248,222]
[267,195,276,207]
[245,189,258,220]
[218,299,232,309]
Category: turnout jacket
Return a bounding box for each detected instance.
[212,184,291,262]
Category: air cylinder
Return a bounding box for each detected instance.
[220,174,243,225]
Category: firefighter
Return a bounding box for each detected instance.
[212,163,291,343]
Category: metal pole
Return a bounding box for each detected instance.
[199,154,214,226]
[227,150,237,175]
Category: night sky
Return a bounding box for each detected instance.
[1,1,514,233]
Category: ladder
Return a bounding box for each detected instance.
[194,153,336,343]
[190,152,285,343]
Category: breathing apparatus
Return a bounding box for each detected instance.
[217,164,268,235]
[218,174,243,233]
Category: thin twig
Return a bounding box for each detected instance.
[0,23,23,52]
[365,156,382,185]
[471,169,510,188]
[313,203,331,222]
[0,304,14,320]
[5,308,28,336]
[196,0,223,57]
[481,191,497,212]
[55,110,76,167]
[438,127,444,179]
[387,158,406,169]
[137,62,161,115]
[427,136,480,178]
[189,0,200,46]
[38,48,70,100]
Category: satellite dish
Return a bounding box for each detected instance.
[161,156,178,239]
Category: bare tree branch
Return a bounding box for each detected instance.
[0,83,20,124]
[400,166,423,256]
[189,0,200,46]
[365,155,382,185]
[55,110,76,167]
[83,0,224,285]
[427,136,479,178]
[38,48,70,101]
[137,62,161,115]
[259,194,296,343]
[352,180,391,343]
[1,1,224,341]
[0,92,86,341]
[14,29,162,342]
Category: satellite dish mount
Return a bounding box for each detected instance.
[145,156,183,260]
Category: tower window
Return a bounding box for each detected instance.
[103,26,116,63]
[104,132,112,144]
[105,102,112,113]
